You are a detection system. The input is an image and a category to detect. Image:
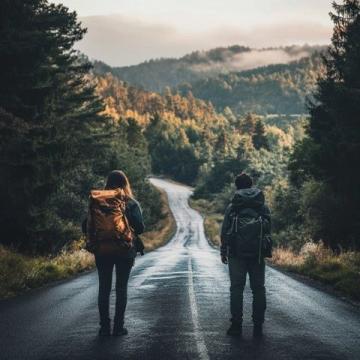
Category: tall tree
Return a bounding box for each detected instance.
[240,113,258,135]
[252,119,269,150]
[0,0,110,253]
[289,0,360,248]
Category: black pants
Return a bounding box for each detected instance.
[228,257,266,325]
[95,255,134,328]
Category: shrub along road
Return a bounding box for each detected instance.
[0,178,359,360]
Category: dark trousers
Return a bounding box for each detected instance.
[95,255,134,328]
[228,257,266,325]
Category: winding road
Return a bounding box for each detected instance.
[1,178,360,360]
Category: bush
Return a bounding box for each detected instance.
[272,223,313,251]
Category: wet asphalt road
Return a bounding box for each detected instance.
[1,178,360,360]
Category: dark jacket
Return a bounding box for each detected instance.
[220,187,271,257]
[126,199,145,236]
[124,198,145,258]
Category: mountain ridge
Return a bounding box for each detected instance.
[93,44,326,93]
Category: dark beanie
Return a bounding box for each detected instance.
[235,173,253,189]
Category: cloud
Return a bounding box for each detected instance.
[77,15,332,66]
[190,48,313,74]
[211,22,332,47]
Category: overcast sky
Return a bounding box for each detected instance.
[54,0,334,66]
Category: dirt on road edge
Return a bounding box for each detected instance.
[141,185,177,251]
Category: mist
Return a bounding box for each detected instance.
[190,48,313,74]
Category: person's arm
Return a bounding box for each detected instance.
[220,204,232,263]
[85,202,97,253]
[127,200,145,235]
[260,204,271,233]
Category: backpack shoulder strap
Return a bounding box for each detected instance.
[234,206,260,218]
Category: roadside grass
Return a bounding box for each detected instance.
[269,243,360,301]
[189,198,222,247]
[0,186,175,299]
[0,240,94,299]
[141,187,177,251]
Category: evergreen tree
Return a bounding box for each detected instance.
[252,119,269,150]
[289,0,360,248]
[0,0,111,252]
[240,113,258,135]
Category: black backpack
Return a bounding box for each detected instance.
[227,206,272,261]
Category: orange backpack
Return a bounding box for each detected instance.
[86,189,134,254]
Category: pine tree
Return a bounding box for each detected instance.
[240,113,258,135]
[290,0,360,248]
[252,119,269,150]
[0,0,111,252]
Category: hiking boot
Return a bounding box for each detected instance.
[113,325,128,336]
[98,325,111,336]
[253,324,263,338]
[227,322,242,336]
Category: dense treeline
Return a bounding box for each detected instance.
[273,0,360,251]
[94,72,225,183]
[94,65,305,192]
[0,0,160,254]
[192,112,304,202]
[95,73,218,125]
[94,72,304,186]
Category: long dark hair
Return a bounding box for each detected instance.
[105,170,133,198]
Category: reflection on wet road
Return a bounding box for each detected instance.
[0,178,359,360]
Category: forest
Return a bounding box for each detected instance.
[93,71,304,187]
[0,0,359,301]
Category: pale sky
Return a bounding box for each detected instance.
[54,0,334,66]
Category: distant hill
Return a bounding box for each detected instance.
[93,44,325,93]
[178,53,324,115]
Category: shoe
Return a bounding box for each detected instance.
[99,325,111,336]
[227,322,242,336]
[113,326,128,336]
[253,324,263,338]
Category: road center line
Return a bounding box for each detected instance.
[187,255,210,360]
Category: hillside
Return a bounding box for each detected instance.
[94,72,227,183]
[178,53,324,115]
[92,71,305,189]
[93,45,325,93]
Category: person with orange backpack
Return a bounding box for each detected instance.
[84,170,145,336]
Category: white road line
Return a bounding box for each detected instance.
[188,255,210,360]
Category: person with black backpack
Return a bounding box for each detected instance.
[220,173,272,338]
[84,170,145,337]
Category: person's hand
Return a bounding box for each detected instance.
[221,255,228,264]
